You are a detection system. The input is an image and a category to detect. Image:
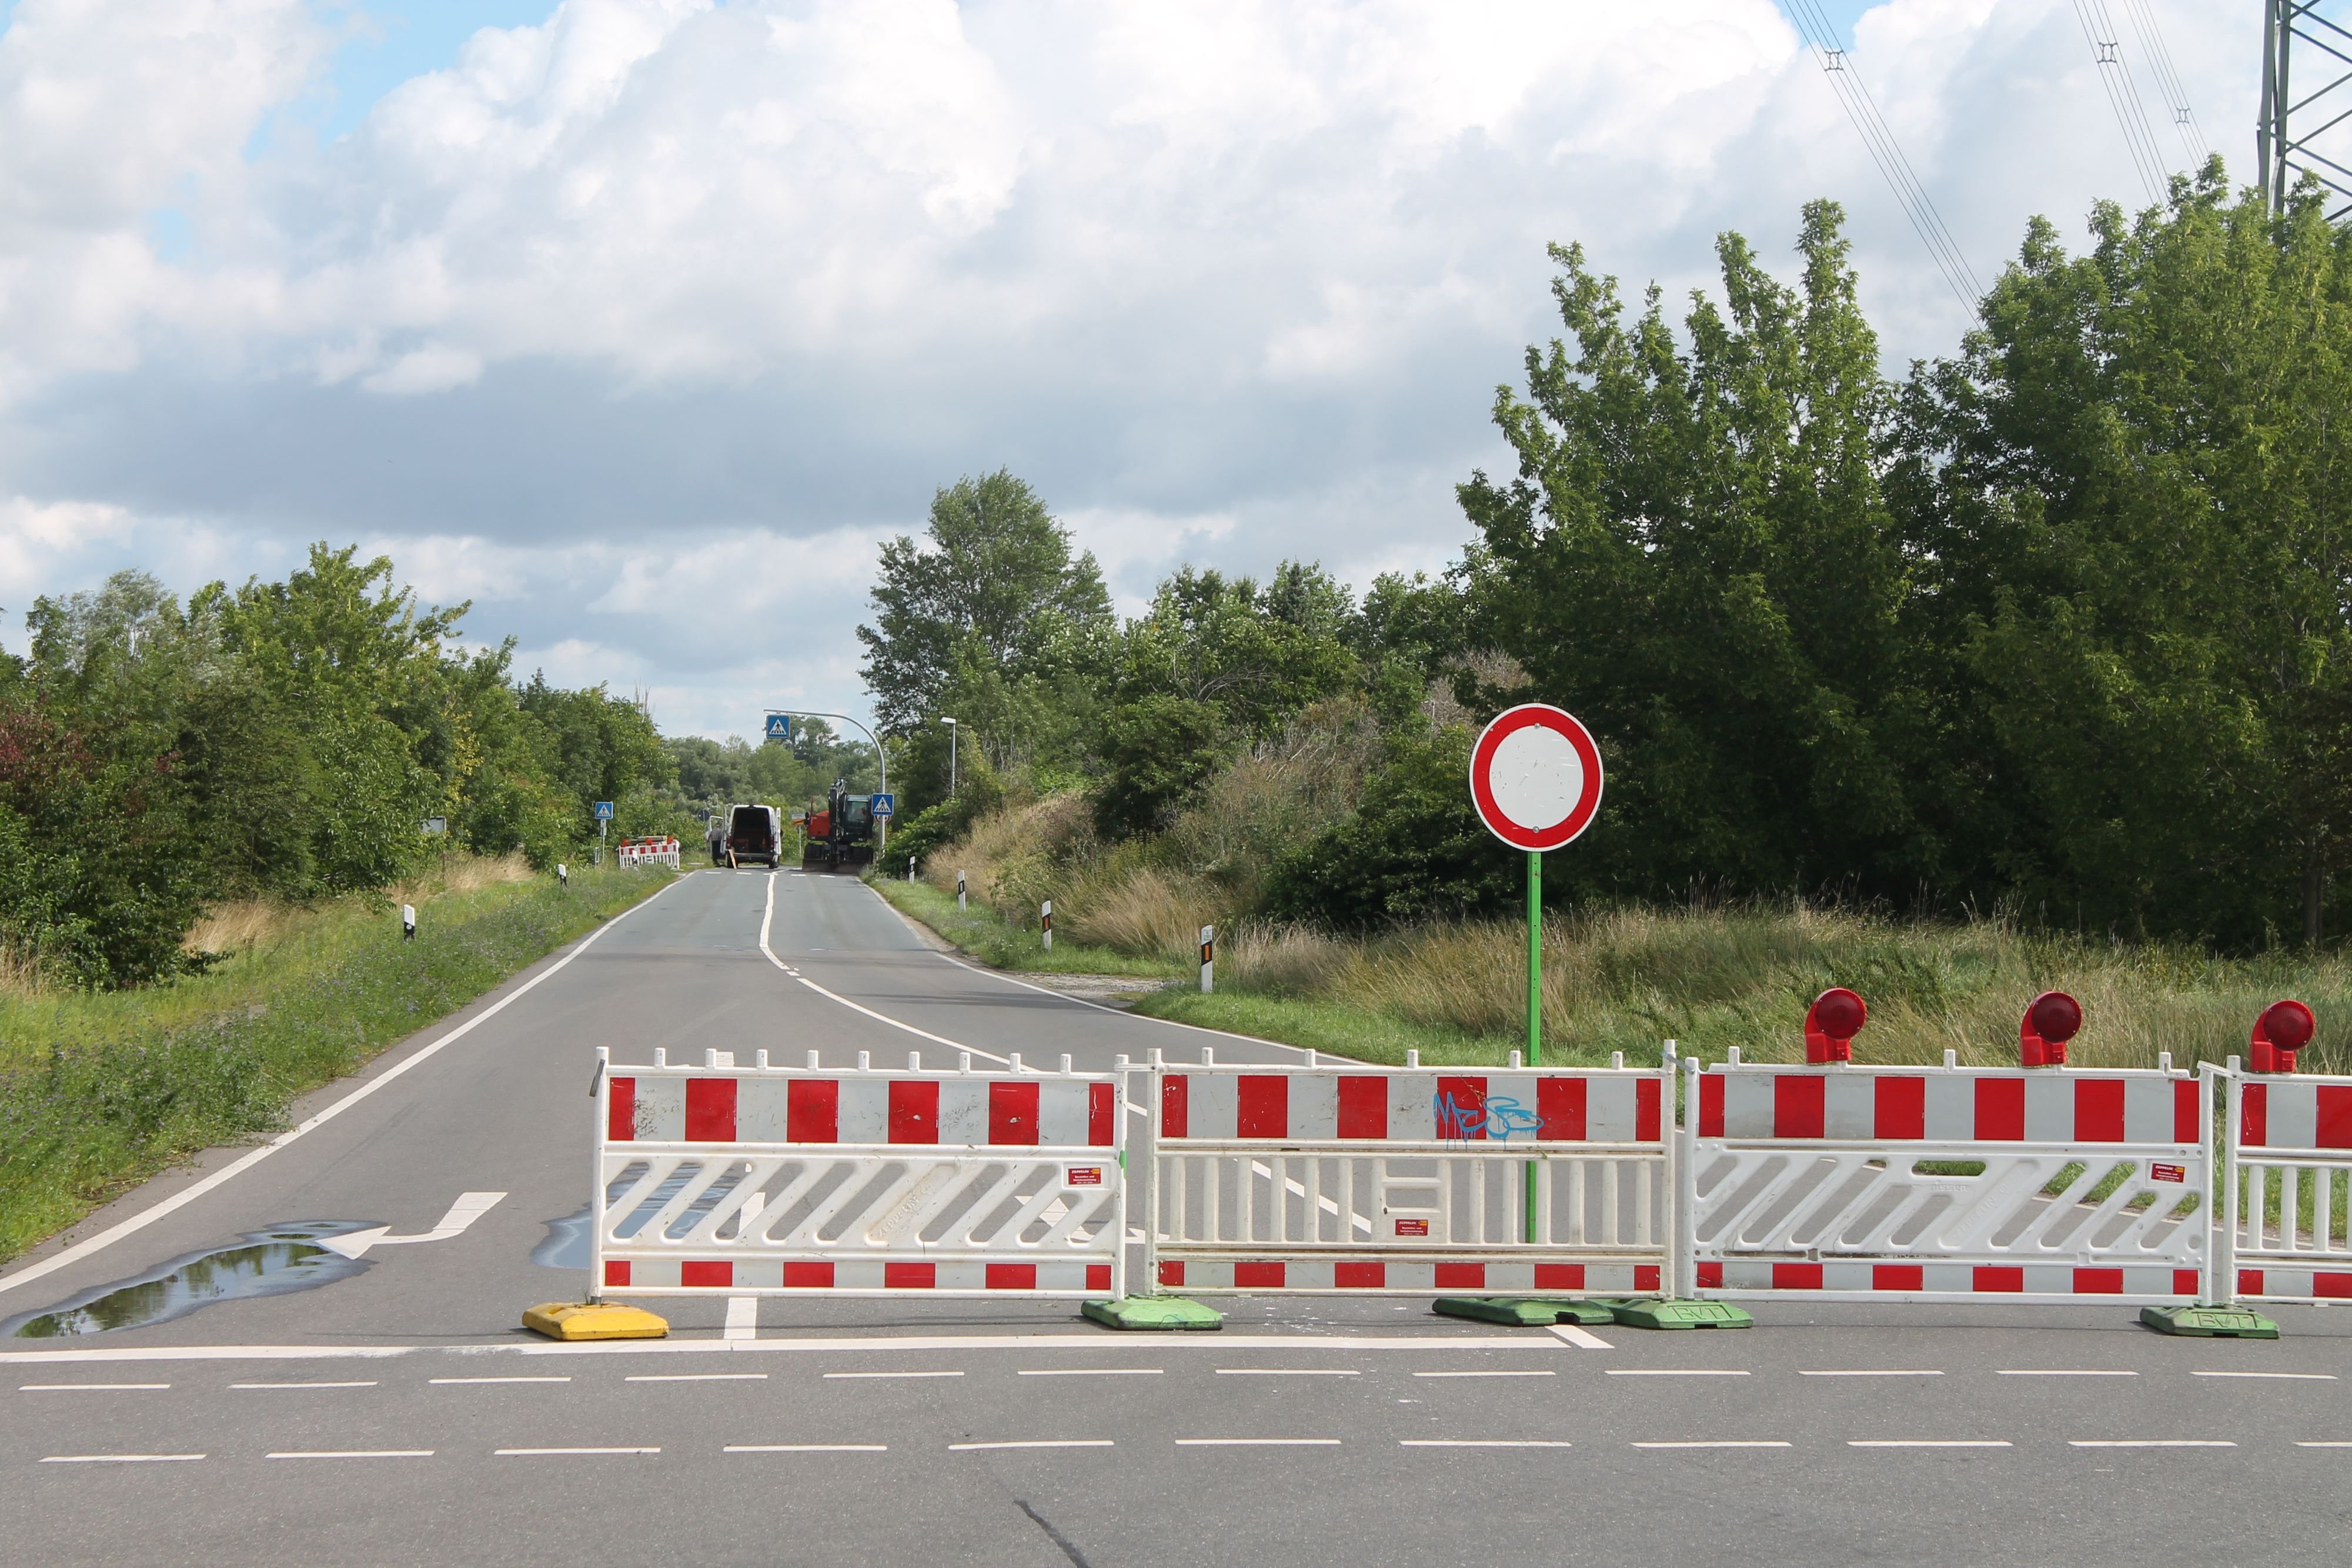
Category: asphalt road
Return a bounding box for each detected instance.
[2,867,2348,1566]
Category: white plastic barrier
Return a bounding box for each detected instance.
[1147,1049,1673,1295]
[616,838,681,869]
[1685,1054,2208,1304]
[592,1047,1125,1298]
[2220,1066,2352,1304]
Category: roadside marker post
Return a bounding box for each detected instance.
[1468,704,1604,1250]
[1199,925,1214,994]
[958,871,967,912]
[401,904,416,942]
[1042,900,1053,952]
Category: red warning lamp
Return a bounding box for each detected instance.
[2020,990,2082,1068]
[2250,999,2316,1075]
[1805,987,1867,1064]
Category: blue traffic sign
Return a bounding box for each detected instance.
[594,801,615,821]
[870,793,895,818]
[764,714,793,741]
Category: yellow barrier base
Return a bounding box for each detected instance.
[523,1301,670,1341]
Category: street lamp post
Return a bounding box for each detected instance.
[767,708,888,859]
[943,717,958,800]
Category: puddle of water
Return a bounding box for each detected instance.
[533,1206,592,1271]
[2,1222,377,1340]
[535,1165,753,1270]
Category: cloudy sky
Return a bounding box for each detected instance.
[0,0,2261,739]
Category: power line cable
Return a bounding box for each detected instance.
[2117,0,2207,163]
[2072,0,2173,202]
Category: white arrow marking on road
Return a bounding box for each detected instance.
[318,1192,507,1260]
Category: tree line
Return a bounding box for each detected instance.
[865,169,2352,949]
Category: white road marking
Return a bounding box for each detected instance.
[1999,1369,2136,1378]
[496,1447,660,1456]
[430,1376,571,1385]
[2293,1440,2352,1447]
[726,1444,888,1453]
[267,1450,433,1460]
[1399,1439,1573,1448]
[950,1440,1115,1451]
[19,1383,169,1392]
[1248,1161,1374,1235]
[823,1370,963,1380]
[1217,1368,1358,1376]
[1018,1369,1164,1377]
[232,1382,378,1390]
[320,1191,508,1261]
[1414,1370,1556,1379]
[724,1297,759,1343]
[1606,1369,1749,1378]
[2067,1439,2235,1448]
[1176,1438,1341,1446]
[758,876,1012,1065]
[1549,1325,1613,1350]
[1802,1370,1944,1378]
[626,1373,769,1383]
[1633,1441,1791,1449]
[1848,1440,2012,1449]
[41,1453,203,1463]
[0,877,684,1299]
[2193,1370,2337,1380]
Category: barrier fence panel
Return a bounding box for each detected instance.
[1686,1055,2208,1305]
[592,1047,1125,1299]
[1148,1051,1673,1295]
[2223,1067,2352,1304]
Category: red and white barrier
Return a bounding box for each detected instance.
[616,837,681,869]
[592,1047,1124,1299]
[2220,1068,2352,1305]
[1147,1048,1673,1296]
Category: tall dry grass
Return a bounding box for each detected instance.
[183,852,537,961]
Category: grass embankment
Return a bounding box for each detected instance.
[0,856,675,1264]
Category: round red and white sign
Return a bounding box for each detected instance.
[1469,703,1603,852]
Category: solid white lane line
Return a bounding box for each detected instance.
[1802,1370,1944,1378]
[19,1383,169,1392]
[726,1444,888,1453]
[823,1370,963,1380]
[1018,1369,1164,1378]
[0,875,686,1299]
[626,1373,769,1383]
[2293,1440,2352,1447]
[1606,1369,1749,1378]
[41,1453,203,1463]
[231,1382,378,1390]
[431,1376,570,1385]
[1999,1369,2136,1378]
[2067,1440,2235,1448]
[2193,1370,2337,1380]
[1550,1325,1613,1350]
[267,1450,433,1460]
[759,877,1012,1066]
[919,941,1340,1060]
[1217,1368,1358,1376]
[950,1440,1115,1451]
[1176,1438,1341,1446]
[1414,1370,1556,1379]
[496,1447,660,1456]
[1848,1440,2012,1449]
[1400,1439,1573,1448]
[1633,1441,1791,1449]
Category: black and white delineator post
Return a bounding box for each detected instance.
[1042,900,1053,952]
[1199,925,1214,994]
[557,864,569,890]
[958,871,967,912]
[402,904,417,941]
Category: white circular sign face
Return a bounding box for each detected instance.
[1487,724,1585,833]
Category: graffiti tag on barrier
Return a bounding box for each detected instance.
[1436,1091,1541,1145]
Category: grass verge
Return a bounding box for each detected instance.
[867,876,1180,978]
[0,862,674,1265]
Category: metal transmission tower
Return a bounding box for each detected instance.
[2259,1,2352,216]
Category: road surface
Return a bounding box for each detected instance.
[2,868,2346,1566]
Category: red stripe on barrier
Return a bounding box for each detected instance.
[1773,1263,1823,1289]
[1695,1263,1723,1289]
[1087,1265,1111,1291]
[2238,1268,2264,1295]
[1335,1262,1384,1289]
[1975,1078,2025,1141]
[985,1264,1036,1290]
[685,1078,737,1143]
[884,1263,936,1289]
[604,1261,630,1287]
[2174,1079,2199,1144]
[1875,1076,1925,1140]
[783,1262,834,1288]
[1973,1266,2024,1293]
[681,1261,732,1288]
[1635,1078,1661,1143]
[2073,1268,2123,1295]
[1337,1077,1387,1139]
[2319,1086,2352,1150]
[1874,1265,1924,1290]
[607,1076,635,1142]
[2244,1084,2268,1147]
[1436,1077,1487,1140]
[1237,1076,1288,1139]
[2174,1269,2200,1296]
[1699,1075,1724,1138]
[1162,1076,1189,1139]
[1234,1262,1285,1288]
[1634,1266,1660,1292]
[1534,1263,1584,1289]
[1434,1263,1485,1290]
[2318,1272,2352,1299]
[1774,1075,1825,1139]
[1158,1261,1186,1287]
[889,1081,939,1144]
[1539,1076,1586,1141]
[1089,1081,1115,1146]
[989,1081,1039,1145]
[2073,1079,2124,1144]
[788,1079,838,1143]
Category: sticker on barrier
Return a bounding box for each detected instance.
[590,1047,1124,1299]
[1686,1055,2209,1304]
[2220,1068,2352,1305]
[1146,1050,1672,1296]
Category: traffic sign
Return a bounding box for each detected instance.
[594,801,616,821]
[764,714,792,741]
[870,793,895,818]
[1469,703,1603,852]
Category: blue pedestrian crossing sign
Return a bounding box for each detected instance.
[764,714,793,741]
[594,801,615,821]
[870,793,895,818]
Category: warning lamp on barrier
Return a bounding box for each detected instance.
[2250,998,2316,1074]
[2019,990,2082,1068]
[1804,987,1867,1063]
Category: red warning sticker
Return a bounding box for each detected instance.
[2150,1162,2186,1183]
[1067,1166,1103,1186]
[1394,1218,1429,1236]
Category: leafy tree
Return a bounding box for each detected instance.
[1093,694,1232,838]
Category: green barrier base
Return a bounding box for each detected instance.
[1432,1296,1618,1328]
[1597,1297,1755,1330]
[2139,1304,2280,1339]
[1081,1296,1224,1331]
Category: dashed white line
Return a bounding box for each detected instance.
[496,1447,660,1456]
[2193,1370,2337,1381]
[41,1453,203,1464]
[1634,1440,1791,1450]
[950,1440,1115,1451]
[1215,1368,1358,1377]
[1017,1369,1164,1378]
[726,1444,888,1453]
[1802,1370,1944,1378]
[1176,1438,1342,1446]
[1848,1440,2012,1449]
[1999,1369,2136,1378]
[2067,1440,2234,1448]
[266,1450,432,1460]
[626,1373,770,1383]
[1400,1439,1574,1448]
[1606,1369,1750,1378]
[19,1383,169,1392]
[1413,1370,1556,1379]
[1549,1325,1613,1350]
[2293,1440,2352,1447]
[823,1370,963,1380]
[431,1376,571,1386]
[232,1382,378,1390]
